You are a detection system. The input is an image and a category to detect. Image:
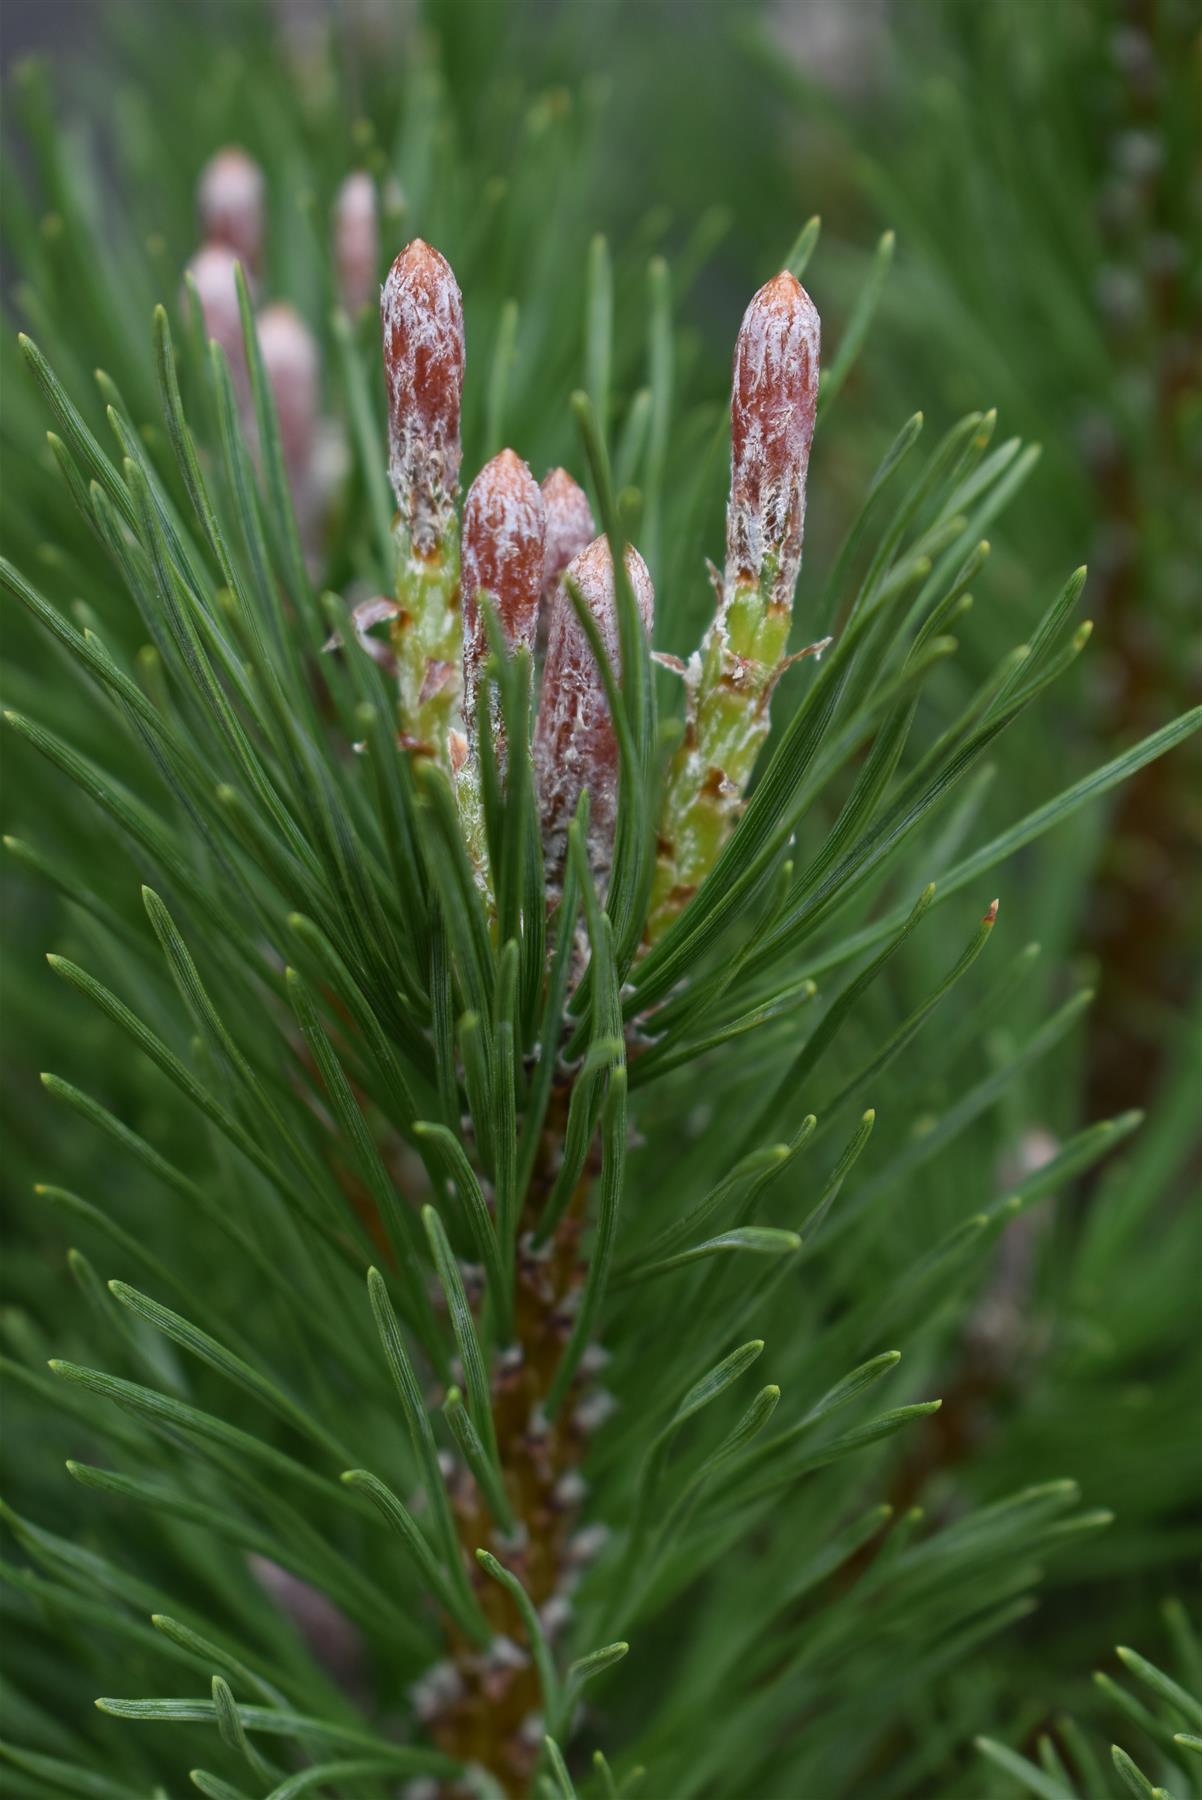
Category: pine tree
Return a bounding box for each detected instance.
[2,7,1199,1798]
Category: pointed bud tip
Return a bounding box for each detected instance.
[540,467,596,602]
[751,267,819,329]
[541,465,581,496]
[384,235,456,291]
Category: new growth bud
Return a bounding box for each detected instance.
[538,467,596,658]
[255,303,321,479]
[725,270,820,617]
[197,146,266,272]
[649,270,822,942]
[539,468,596,606]
[461,450,546,739]
[535,535,654,883]
[380,240,467,771]
[185,244,245,372]
[382,238,465,559]
[333,171,379,318]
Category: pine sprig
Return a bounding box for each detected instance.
[2,11,1198,1800]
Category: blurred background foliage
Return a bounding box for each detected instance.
[1,0,1199,1794]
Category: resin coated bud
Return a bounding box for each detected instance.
[461,449,546,735]
[197,146,266,272]
[255,303,321,478]
[648,271,822,943]
[539,468,596,605]
[381,238,465,558]
[724,270,820,617]
[333,171,379,317]
[535,535,654,880]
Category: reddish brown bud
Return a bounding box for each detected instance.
[381,238,465,556]
[255,303,321,479]
[197,147,266,272]
[725,270,820,612]
[333,171,379,317]
[539,468,596,604]
[461,449,546,734]
[185,244,246,375]
[537,466,596,659]
[535,535,654,880]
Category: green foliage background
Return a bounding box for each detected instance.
[1,1,1198,1796]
